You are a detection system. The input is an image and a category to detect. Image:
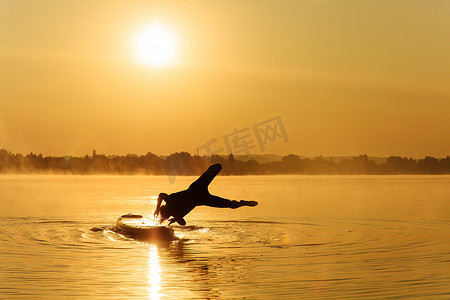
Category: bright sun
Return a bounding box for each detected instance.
[133,23,177,68]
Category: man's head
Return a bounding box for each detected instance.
[159,205,170,221]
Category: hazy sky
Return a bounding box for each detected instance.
[1,0,449,157]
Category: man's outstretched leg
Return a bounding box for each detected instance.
[189,163,222,190]
[204,195,258,209]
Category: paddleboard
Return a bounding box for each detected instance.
[114,214,177,241]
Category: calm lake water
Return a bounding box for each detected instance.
[1,175,450,299]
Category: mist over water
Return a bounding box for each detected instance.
[1,175,450,299]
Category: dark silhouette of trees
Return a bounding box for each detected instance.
[164,152,197,175]
[0,148,449,175]
[442,156,450,173]
[384,156,417,174]
[418,156,444,174]
[281,154,302,173]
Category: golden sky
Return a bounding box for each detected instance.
[1,0,449,157]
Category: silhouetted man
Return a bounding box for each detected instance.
[154,163,258,225]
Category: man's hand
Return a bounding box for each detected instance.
[167,217,186,226]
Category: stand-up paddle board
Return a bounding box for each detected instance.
[114,214,177,241]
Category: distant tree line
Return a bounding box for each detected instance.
[1,149,450,175]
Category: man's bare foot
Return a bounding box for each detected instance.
[240,200,258,207]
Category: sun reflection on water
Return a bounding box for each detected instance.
[150,195,158,205]
[148,245,162,300]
